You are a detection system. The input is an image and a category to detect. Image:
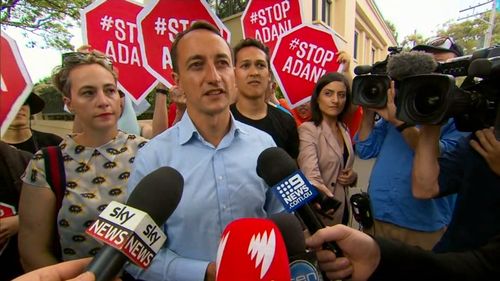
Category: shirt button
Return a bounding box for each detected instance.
[218,176,223,181]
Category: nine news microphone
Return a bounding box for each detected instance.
[85,167,184,281]
[215,218,291,281]
[256,147,343,257]
[269,213,322,281]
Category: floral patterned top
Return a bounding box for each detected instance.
[22,131,148,261]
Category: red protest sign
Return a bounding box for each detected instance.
[271,24,341,108]
[241,0,302,55]
[137,0,230,87]
[81,0,157,104]
[0,31,33,138]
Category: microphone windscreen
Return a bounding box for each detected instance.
[216,218,291,281]
[126,167,184,226]
[387,52,437,80]
[268,213,305,257]
[256,147,297,187]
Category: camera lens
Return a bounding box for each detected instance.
[413,84,444,115]
[353,75,390,108]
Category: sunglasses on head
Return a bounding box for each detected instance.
[425,36,455,50]
[61,51,113,68]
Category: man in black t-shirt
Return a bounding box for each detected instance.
[2,93,62,154]
[231,38,299,158]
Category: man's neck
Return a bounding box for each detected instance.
[235,96,268,120]
[187,109,232,147]
[2,127,32,144]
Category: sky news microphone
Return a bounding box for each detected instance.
[85,167,184,281]
[256,147,342,258]
[269,213,322,281]
[215,218,291,281]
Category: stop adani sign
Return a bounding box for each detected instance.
[271,24,341,108]
[0,31,33,138]
[137,0,230,88]
[241,0,302,55]
[81,0,158,104]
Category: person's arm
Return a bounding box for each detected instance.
[0,215,19,246]
[306,224,500,281]
[412,125,441,199]
[18,183,59,271]
[151,83,169,138]
[297,124,334,197]
[469,127,500,176]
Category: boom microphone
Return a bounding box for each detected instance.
[256,147,342,258]
[215,218,291,281]
[85,167,184,281]
[269,213,322,280]
[387,51,438,80]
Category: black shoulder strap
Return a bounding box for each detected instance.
[42,146,66,212]
[42,146,66,261]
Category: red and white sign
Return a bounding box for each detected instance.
[137,0,231,87]
[0,202,16,218]
[241,0,302,55]
[0,31,33,138]
[271,24,342,108]
[81,0,157,104]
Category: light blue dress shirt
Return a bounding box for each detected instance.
[354,118,468,232]
[125,112,284,281]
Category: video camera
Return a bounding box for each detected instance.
[351,46,401,108]
[353,46,500,133]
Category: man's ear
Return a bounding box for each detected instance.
[172,72,180,89]
[63,96,73,113]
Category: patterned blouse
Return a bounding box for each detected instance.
[22,131,148,261]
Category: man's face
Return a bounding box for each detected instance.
[234,46,270,100]
[173,29,235,117]
[10,105,30,128]
[430,51,456,63]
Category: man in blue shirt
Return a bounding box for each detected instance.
[354,37,468,250]
[125,22,283,281]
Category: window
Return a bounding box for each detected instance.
[322,0,332,25]
[208,0,248,18]
[312,0,318,21]
[371,48,376,64]
[354,31,359,60]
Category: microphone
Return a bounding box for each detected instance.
[215,218,291,281]
[256,147,342,258]
[387,51,438,80]
[269,213,321,280]
[85,167,184,281]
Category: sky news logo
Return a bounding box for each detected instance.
[272,171,318,212]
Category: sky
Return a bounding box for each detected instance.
[4,0,492,83]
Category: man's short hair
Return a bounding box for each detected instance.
[233,38,271,70]
[170,21,231,73]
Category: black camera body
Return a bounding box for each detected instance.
[352,47,401,108]
[396,46,500,132]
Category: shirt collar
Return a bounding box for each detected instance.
[178,112,248,147]
[63,131,129,163]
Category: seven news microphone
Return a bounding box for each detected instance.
[85,167,184,281]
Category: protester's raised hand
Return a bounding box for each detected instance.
[306,224,381,281]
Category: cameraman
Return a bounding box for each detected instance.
[413,124,500,253]
[354,37,468,250]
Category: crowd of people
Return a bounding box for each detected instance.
[1,20,499,281]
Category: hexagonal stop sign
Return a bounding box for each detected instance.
[271,24,341,108]
[0,31,33,138]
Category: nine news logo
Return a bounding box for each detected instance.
[271,171,318,212]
